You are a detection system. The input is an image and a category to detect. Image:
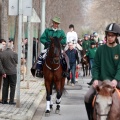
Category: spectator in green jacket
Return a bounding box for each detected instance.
[82,34,90,52]
[84,23,120,120]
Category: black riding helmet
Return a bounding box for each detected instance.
[105,23,120,36]
[91,42,95,45]
[69,24,74,29]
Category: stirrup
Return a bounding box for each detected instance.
[62,71,69,78]
[36,70,43,78]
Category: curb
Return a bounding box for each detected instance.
[0,81,46,120]
[12,87,46,120]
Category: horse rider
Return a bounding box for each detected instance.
[84,23,120,120]
[65,24,82,61]
[82,34,90,52]
[89,34,96,45]
[93,32,100,43]
[33,16,69,78]
[64,24,78,51]
[66,24,77,44]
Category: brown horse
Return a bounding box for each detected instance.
[81,50,91,76]
[43,37,65,116]
[93,80,120,120]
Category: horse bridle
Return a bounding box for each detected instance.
[95,94,111,118]
[45,48,61,71]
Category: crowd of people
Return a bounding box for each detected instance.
[0,17,119,117]
[33,16,106,88]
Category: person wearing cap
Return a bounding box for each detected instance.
[40,16,66,48]
[93,32,100,43]
[84,42,97,71]
[84,23,120,120]
[31,17,67,78]
[82,34,90,52]
[89,34,96,45]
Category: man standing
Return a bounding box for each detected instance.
[0,42,18,105]
[65,42,80,86]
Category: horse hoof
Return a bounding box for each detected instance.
[50,105,53,111]
[55,109,60,114]
[45,110,50,117]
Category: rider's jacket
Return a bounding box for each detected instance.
[86,47,97,59]
[40,27,66,49]
[82,40,90,51]
[92,44,120,81]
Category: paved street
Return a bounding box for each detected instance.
[0,72,91,120]
[32,74,91,120]
[0,76,45,120]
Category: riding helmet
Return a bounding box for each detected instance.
[91,42,95,45]
[93,32,98,36]
[105,23,120,35]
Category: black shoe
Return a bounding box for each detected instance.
[9,102,16,105]
[2,101,8,104]
[87,82,91,86]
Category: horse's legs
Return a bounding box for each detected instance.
[50,82,53,110]
[45,81,52,116]
[82,64,85,77]
[55,78,65,114]
[86,65,88,76]
[55,90,61,114]
[55,82,62,114]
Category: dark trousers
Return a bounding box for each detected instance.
[70,63,76,84]
[2,74,17,102]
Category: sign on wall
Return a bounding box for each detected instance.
[9,0,32,16]
[9,0,18,15]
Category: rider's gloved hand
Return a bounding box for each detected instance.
[45,42,50,49]
[111,79,117,88]
[93,80,98,88]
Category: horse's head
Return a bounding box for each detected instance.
[94,80,115,120]
[48,37,62,64]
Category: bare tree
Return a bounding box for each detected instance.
[1,0,8,41]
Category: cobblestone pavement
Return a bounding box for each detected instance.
[0,76,45,120]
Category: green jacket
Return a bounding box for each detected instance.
[92,44,120,81]
[86,47,97,59]
[40,28,66,49]
[82,40,90,51]
[89,39,96,45]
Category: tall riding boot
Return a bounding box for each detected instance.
[84,102,93,120]
[87,79,94,86]
[36,53,45,78]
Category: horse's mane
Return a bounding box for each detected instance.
[97,81,114,97]
[52,37,61,49]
